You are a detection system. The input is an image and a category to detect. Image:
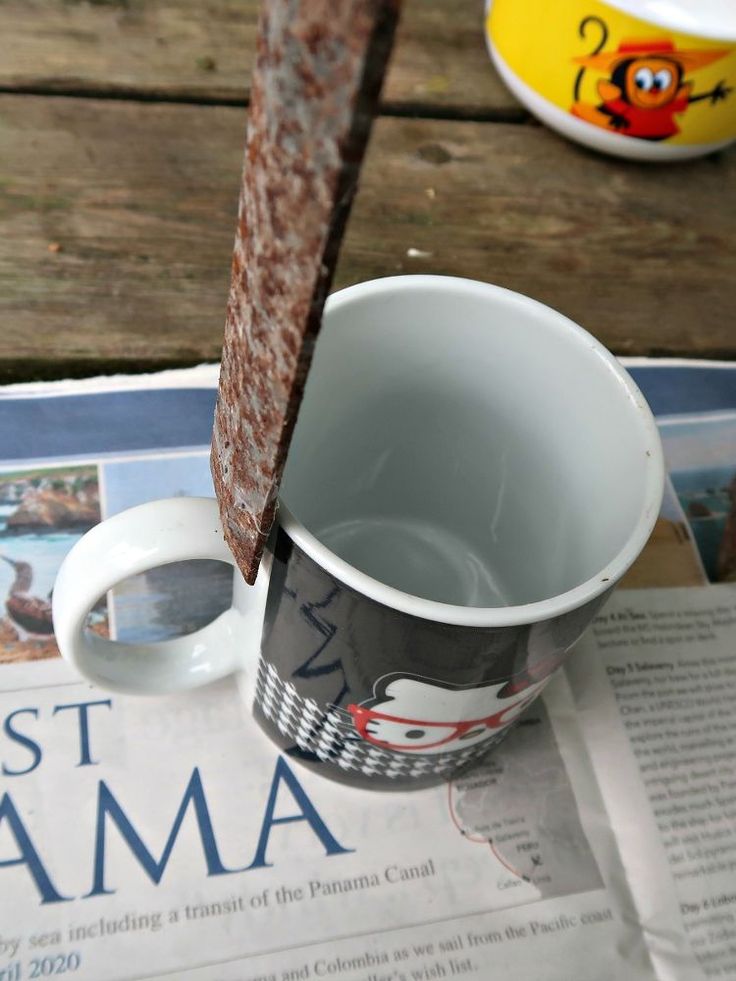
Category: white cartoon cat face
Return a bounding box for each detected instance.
[347,675,548,755]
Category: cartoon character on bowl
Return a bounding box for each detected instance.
[571,35,731,140]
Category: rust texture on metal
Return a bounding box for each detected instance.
[211,0,401,584]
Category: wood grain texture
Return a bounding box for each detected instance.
[0,0,519,116]
[0,95,734,380]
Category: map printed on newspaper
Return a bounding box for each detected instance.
[0,360,734,981]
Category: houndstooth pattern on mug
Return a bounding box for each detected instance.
[255,659,502,778]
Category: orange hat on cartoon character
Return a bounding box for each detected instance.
[573,38,729,73]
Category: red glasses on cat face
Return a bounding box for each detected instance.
[347,694,537,751]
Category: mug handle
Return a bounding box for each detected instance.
[52,497,264,696]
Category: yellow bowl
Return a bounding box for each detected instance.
[486,0,736,160]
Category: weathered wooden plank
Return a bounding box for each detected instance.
[0,95,734,379]
[212,0,401,582]
[0,0,518,116]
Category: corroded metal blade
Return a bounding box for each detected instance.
[211,0,401,584]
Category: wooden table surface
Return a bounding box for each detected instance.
[0,0,734,382]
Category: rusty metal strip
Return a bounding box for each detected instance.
[211,0,401,584]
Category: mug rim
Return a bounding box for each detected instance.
[277,275,665,628]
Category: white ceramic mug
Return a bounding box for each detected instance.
[486,0,736,161]
[53,276,665,790]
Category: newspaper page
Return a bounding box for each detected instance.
[567,585,736,981]
[565,388,736,981]
[0,359,732,981]
[0,657,667,981]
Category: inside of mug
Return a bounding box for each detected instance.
[280,278,657,608]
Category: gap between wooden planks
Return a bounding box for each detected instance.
[0,94,734,380]
[0,0,519,118]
